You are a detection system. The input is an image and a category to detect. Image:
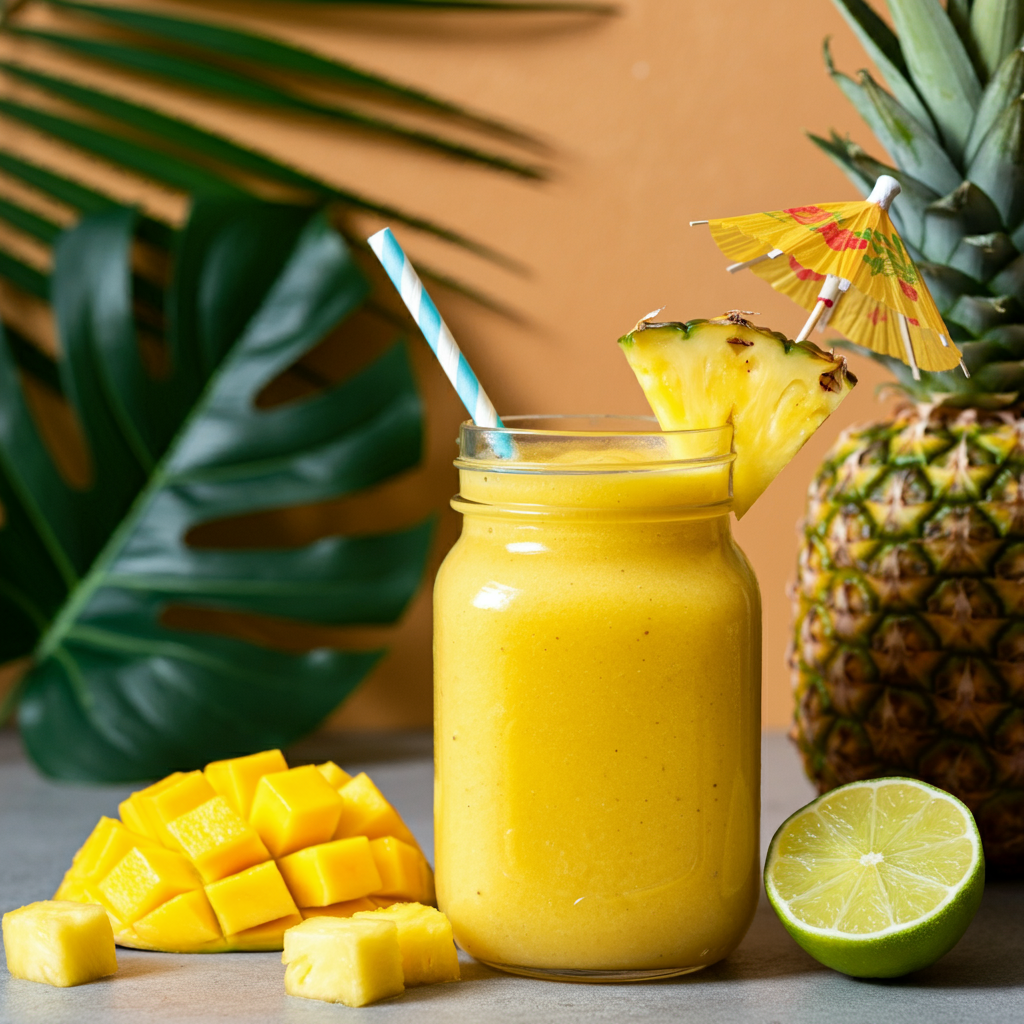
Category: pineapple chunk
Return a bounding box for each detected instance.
[205,861,298,935]
[618,314,856,517]
[282,917,404,1007]
[249,766,343,857]
[369,837,435,904]
[132,890,223,952]
[205,749,288,819]
[278,836,382,907]
[3,901,116,987]
[354,903,459,986]
[164,796,269,883]
[334,772,420,850]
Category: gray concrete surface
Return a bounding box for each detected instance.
[0,730,1020,1022]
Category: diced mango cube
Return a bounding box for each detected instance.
[205,861,298,935]
[165,796,269,883]
[80,821,160,889]
[301,898,376,920]
[205,749,288,819]
[334,773,419,849]
[278,836,382,908]
[282,917,404,1007]
[249,766,343,858]
[146,772,218,845]
[2,901,116,987]
[231,913,304,951]
[97,846,202,925]
[132,889,223,952]
[369,838,434,904]
[316,761,352,789]
[118,773,185,839]
[65,817,120,880]
[354,903,459,986]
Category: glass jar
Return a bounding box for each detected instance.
[433,417,761,981]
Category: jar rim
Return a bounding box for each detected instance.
[456,415,734,474]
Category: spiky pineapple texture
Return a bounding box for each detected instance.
[792,0,1024,872]
[791,404,1024,871]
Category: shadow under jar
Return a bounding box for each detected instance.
[433,417,762,981]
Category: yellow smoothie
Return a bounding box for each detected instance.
[434,421,761,977]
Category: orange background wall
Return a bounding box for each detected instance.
[0,0,901,730]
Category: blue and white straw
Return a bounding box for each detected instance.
[368,227,503,429]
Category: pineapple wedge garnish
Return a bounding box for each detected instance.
[619,312,856,517]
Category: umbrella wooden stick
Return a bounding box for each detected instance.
[898,313,921,381]
[796,275,841,341]
[727,248,784,274]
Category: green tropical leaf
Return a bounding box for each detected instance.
[965,47,1024,163]
[48,0,540,145]
[969,0,1024,81]
[829,0,937,134]
[11,29,544,178]
[0,148,175,247]
[885,0,982,163]
[967,95,1024,229]
[921,181,1003,262]
[825,44,962,195]
[1,201,434,780]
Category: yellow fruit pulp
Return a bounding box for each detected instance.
[283,916,405,1007]
[2,901,117,987]
[618,315,855,516]
[353,903,460,986]
[435,451,761,971]
[54,753,432,952]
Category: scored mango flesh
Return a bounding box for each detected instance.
[618,313,856,517]
[54,750,434,953]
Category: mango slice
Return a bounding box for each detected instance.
[283,917,404,1007]
[53,750,430,953]
[3,901,117,987]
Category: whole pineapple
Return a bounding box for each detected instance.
[791,0,1024,873]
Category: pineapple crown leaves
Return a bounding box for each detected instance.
[820,0,1024,407]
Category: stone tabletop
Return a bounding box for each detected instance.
[0,730,1020,1023]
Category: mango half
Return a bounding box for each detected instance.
[54,750,434,953]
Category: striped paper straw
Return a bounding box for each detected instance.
[368,227,503,429]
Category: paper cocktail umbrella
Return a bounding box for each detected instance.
[696,176,963,379]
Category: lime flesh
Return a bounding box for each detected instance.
[765,778,984,978]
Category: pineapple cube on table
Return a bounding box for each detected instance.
[3,901,116,987]
[282,917,404,1007]
[354,903,460,986]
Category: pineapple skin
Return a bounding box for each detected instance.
[790,404,1024,873]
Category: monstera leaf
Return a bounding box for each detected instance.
[0,200,432,780]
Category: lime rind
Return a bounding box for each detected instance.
[765,777,984,977]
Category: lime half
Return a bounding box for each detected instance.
[765,777,984,978]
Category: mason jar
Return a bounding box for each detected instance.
[433,416,761,980]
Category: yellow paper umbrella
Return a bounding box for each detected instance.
[698,176,963,378]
